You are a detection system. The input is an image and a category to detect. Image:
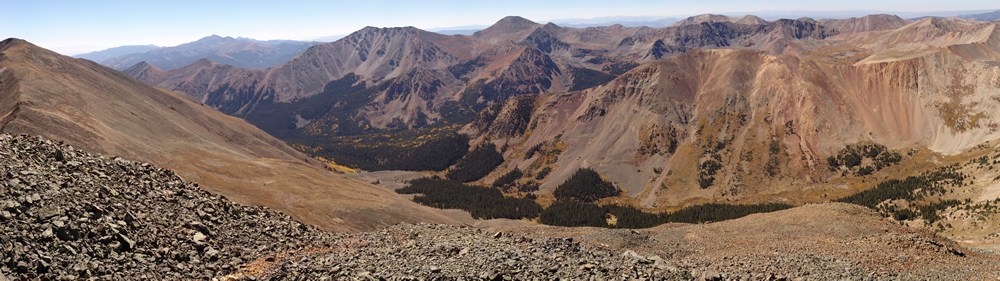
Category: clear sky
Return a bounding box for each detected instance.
[4,0,999,55]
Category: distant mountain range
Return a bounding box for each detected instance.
[958,10,1000,21]
[73,44,159,62]
[549,16,679,28]
[77,35,318,70]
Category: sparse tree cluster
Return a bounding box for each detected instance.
[826,142,902,176]
[697,155,723,189]
[836,164,965,208]
[837,164,968,225]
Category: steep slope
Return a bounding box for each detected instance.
[470,25,1000,208]
[0,38,459,231]
[256,26,472,104]
[123,59,265,102]
[616,18,836,59]
[122,15,870,174]
[131,16,839,134]
[124,24,573,164]
[101,35,316,70]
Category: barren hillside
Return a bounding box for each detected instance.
[0,38,459,232]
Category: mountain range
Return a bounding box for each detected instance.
[0,38,457,232]
[72,44,159,62]
[4,9,1000,278]
[115,13,1000,245]
[76,35,317,70]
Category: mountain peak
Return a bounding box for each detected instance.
[735,15,768,25]
[796,17,817,23]
[354,26,425,36]
[674,14,731,26]
[496,16,538,27]
[907,16,978,33]
[193,34,234,43]
[673,14,772,26]
[130,61,153,69]
[475,16,542,38]
[819,14,907,33]
[0,38,64,60]
[122,61,166,80]
[0,38,32,52]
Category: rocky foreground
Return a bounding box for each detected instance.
[0,134,685,279]
[3,133,999,280]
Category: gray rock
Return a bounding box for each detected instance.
[0,134,696,280]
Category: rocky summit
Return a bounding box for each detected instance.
[0,133,687,279]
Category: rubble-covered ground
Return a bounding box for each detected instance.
[0,134,685,280]
[2,133,999,280]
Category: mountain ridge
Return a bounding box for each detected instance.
[100,35,318,70]
[0,38,461,231]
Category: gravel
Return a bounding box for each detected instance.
[6,132,997,280]
[0,134,688,280]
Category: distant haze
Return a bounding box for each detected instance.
[4,0,999,55]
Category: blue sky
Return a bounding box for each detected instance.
[3,0,999,55]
